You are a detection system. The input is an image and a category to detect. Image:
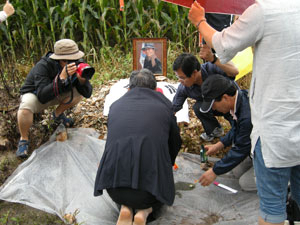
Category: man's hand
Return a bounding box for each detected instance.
[188,1,205,28]
[205,141,224,156]
[199,44,214,62]
[199,168,217,186]
[60,63,77,80]
[76,73,87,85]
[4,1,15,17]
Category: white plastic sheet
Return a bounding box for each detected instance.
[0,128,259,224]
[103,79,190,123]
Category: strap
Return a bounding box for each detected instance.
[211,54,218,64]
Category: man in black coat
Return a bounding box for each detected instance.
[16,39,93,158]
[94,69,182,225]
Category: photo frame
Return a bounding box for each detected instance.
[133,38,167,76]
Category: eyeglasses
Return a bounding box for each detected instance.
[175,74,188,81]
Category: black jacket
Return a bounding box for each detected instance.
[172,62,233,112]
[94,87,182,206]
[20,52,92,104]
[213,90,253,175]
[143,56,162,74]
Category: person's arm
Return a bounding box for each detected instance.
[199,44,239,77]
[199,116,252,186]
[75,80,93,98]
[153,58,162,73]
[60,63,93,98]
[189,1,264,64]
[172,84,187,113]
[35,62,75,103]
[212,116,252,175]
[168,114,182,165]
[188,1,216,48]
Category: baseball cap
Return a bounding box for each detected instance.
[200,74,233,113]
[50,39,84,60]
[142,43,155,50]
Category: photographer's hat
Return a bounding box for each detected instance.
[200,75,233,113]
[50,39,84,60]
[142,43,155,50]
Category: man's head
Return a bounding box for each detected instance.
[129,68,157,90]
[50,39,84,61]
[173,53,201,87]
[200,75,237,114]
[142,43,156,57]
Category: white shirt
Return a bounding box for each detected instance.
[213,0,300,168]
[230,90,238,121]
[0,11,8,23]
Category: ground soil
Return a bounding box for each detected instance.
[0,74,251,224]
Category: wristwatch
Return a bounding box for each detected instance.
[211,54,218,64]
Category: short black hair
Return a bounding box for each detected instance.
[173,53,201,77]
[215,84,237,102]
[129,68,157,90]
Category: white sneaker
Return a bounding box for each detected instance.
[200,127,224,141]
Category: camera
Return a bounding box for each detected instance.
[69,59,95,80]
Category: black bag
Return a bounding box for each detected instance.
[286,188,300,225]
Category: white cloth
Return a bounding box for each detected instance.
[0,11,8,23]
[213,0,300,168]
[103,79,190,123]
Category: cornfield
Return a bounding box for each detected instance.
[0,0,199,63]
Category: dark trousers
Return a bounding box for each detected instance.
[193,101,233,135]
[107,187,163,212]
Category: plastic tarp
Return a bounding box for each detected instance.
[0,128,259,224]
[103,79,190,123]
[232,47,253,81]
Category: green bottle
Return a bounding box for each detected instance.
[200,144,208,163]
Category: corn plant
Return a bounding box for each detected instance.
[0,0,196,61]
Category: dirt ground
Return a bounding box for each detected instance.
[0,75,251,224]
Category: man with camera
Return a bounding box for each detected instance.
[16,39,93,158]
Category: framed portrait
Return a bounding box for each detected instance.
[133,38,167,76]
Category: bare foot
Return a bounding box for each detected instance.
[116,205,133,225]
[133,207,153,225]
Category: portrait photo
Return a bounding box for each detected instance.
[133,38,167,76]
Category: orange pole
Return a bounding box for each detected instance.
[120,0,124,11]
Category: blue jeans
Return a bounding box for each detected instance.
[253,138,300,223]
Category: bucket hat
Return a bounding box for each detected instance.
[50,39,84,60]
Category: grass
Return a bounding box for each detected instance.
[0,203,65,225]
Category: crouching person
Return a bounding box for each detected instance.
[94,69,182,225]
[16,39,93,158]
[198,75,256,191]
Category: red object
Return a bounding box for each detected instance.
[156,87,163,94]
[161,0,255,15]
[76,63,95,80]
[173,163,179,170]
[120,0,124,11]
